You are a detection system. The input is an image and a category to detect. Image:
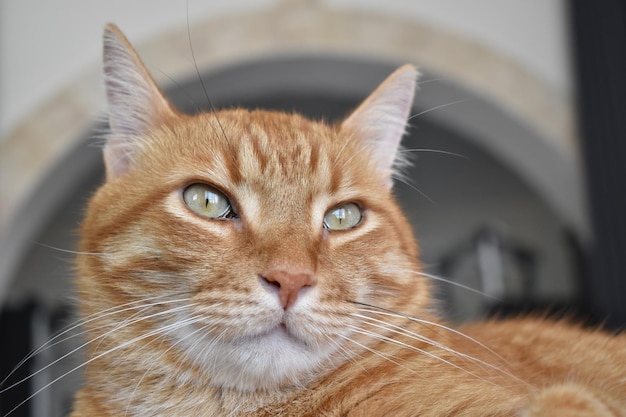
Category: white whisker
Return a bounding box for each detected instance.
[408,99,471,120]
[1,295,191,390]
[352,303,516,372]
[352,312,528,386]
[391,175,436,205]
[397,148,469,160]
[323,333,363,371]
[124,318,209,417]
[0,302,196,395]
[34,242,107,256]
[415,77,452,86]
[337,333,413,374]
[409,270,501,301]
[3,313,203,417]
[348,325,495,384]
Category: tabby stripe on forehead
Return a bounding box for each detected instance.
[309,141,320,175]
[223,140,243,185]
[328,156,345,195]
[250,133,269,174]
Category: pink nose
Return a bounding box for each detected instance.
[261,269,316,310]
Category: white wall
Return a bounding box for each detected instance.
[0,0,571,139]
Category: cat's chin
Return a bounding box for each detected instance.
[175,321,337,392]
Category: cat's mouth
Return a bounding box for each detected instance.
[273,321,296,339]
[259,320,311,348]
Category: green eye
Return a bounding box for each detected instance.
[323,203,362,230]
[183,183,234,219]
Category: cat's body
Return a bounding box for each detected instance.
[70,25,626,416]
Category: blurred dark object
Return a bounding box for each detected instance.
[570,0,626,329]
[441,226,544,321]
[0,304,34,417]
[438,225,592,324]
[0,302,77,417]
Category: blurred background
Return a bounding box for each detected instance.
[1,0,625,415]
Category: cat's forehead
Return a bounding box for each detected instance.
[210,109,336,155]
[174,109,364,192]
[156,109,376,232]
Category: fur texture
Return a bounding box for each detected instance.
[70,24,626,416]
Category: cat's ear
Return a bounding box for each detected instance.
[102,24,177,179]
[340,65,418,188]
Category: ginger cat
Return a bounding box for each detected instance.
[70,24,626,416]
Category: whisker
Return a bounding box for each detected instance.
[416,77,453,86]
[416,270,502,301]
[397,148,469,160]
[347,325,494,384]
[391,175,436,205]
[331,131,357,171]
[185,0,212,113]
[338,141,369,172]
[2,296,156,387]
[185,0,234,157]
[33,242,106,256]
[3,313,203,417]
[336,333,413,374]
[91,299,171,354]
[408,99,471,120]
[0,303,197,395]
[351,302,517,372]
[124,318,210,417]
[1,294,192,390]
[322,333,363,370]
[351,312,527,386]
[193,324,234,367]
[152,67,201,114]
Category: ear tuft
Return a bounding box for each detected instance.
[102,24,176,179]
[341,65,418,188]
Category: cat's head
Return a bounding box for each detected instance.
[77,24,428,393]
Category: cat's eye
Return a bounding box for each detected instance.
[182,183,235,219]
[323,203,362,231]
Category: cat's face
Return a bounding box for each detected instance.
[77,24,427,393]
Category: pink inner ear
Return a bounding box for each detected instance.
[102,24,176,180]
[103,135,135,178]
[340,65,418,188]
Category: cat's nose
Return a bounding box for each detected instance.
[261,269,317,310]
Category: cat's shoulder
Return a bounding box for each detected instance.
[461,316,626,344]
[460,317,626,384]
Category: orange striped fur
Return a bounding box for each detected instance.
[71,24,626,416]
